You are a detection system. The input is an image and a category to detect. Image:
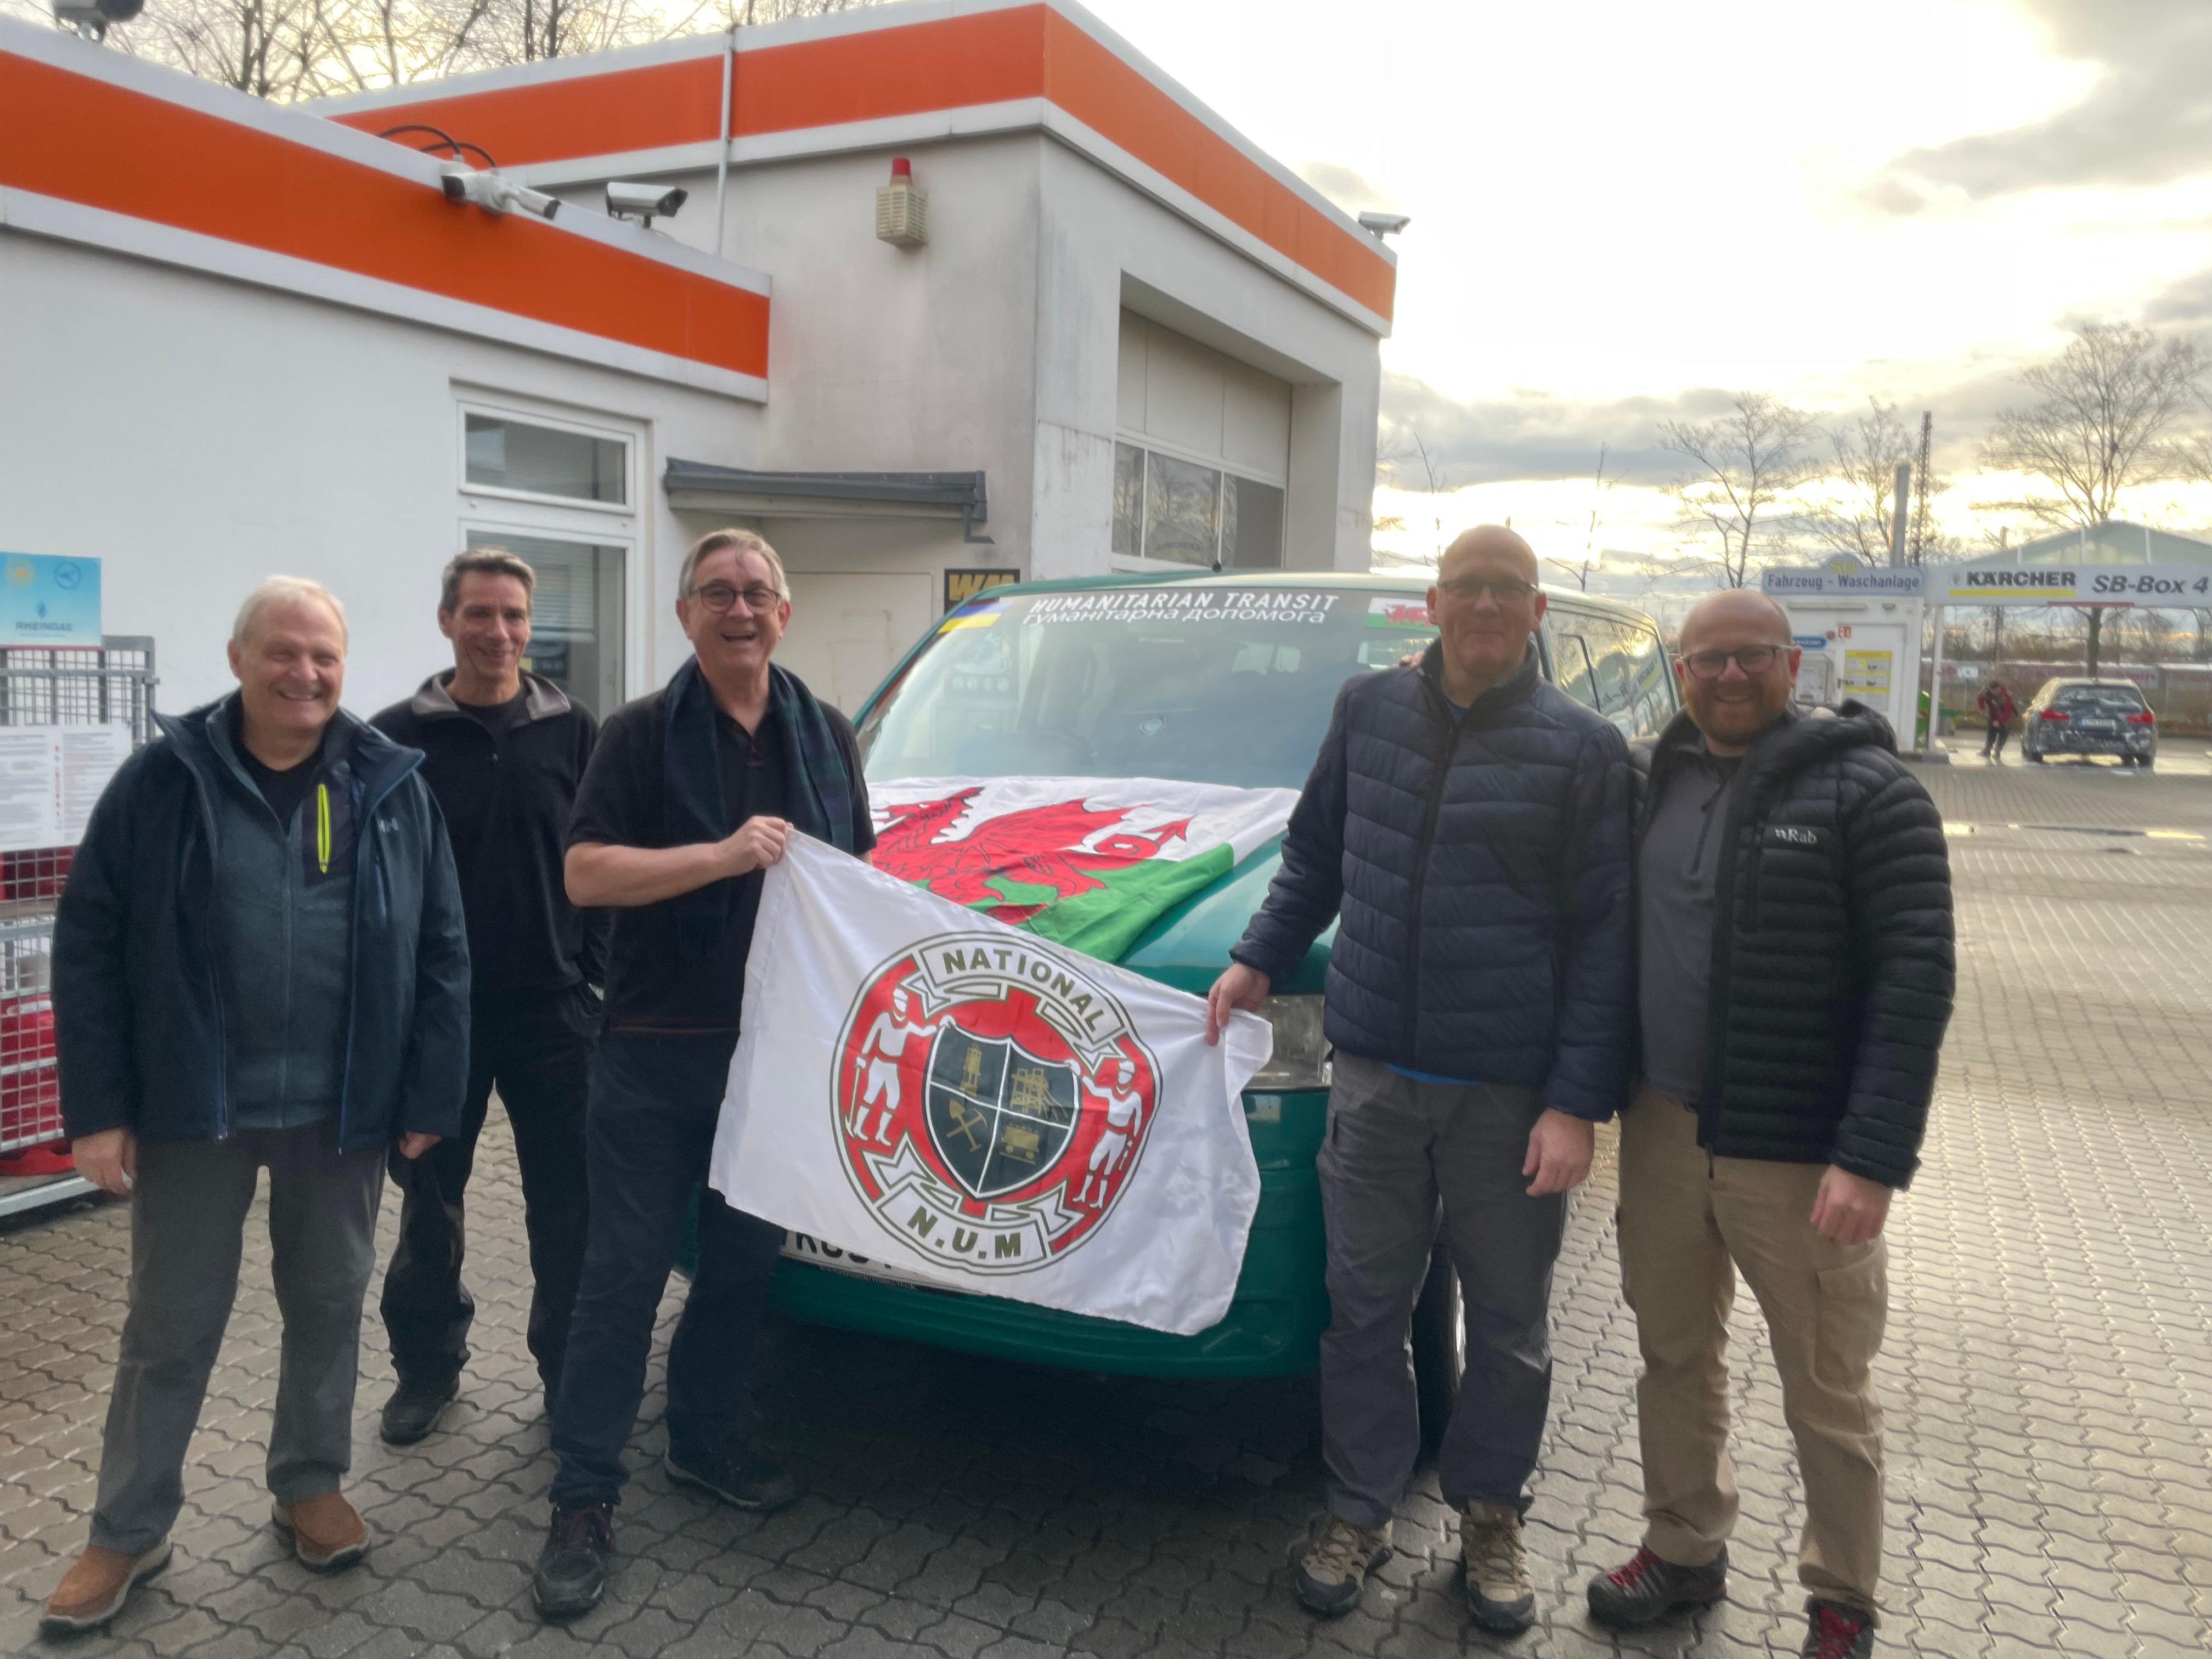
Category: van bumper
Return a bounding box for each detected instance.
[761,1088,1330,1379]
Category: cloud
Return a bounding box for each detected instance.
[1295,162,1398,216]
[1377,375,1738,487]
[2145,264,2212,326]
[1864,0,2212,212]
[1378,356,2063,493]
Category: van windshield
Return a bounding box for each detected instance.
[857,586,1442,789]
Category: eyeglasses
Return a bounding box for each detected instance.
[1436,576,1539,604]
[686,582,784,614]
[1680,645,1784,679]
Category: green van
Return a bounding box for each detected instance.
[753,569,1676,1437]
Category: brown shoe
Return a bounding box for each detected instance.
[272,1492,368,1571]
[41,1541,172,1633]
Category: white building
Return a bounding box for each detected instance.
[0,1,1392,718]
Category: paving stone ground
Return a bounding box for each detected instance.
[1,758,2207,1658]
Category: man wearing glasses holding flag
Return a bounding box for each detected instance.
[532,530,875,1621]
[1584,590,1952,1659]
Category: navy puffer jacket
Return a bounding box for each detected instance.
[1631,703,1953,1186]
[1232,643,1634,1119]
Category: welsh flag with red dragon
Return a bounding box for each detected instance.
[870,777,1301,964]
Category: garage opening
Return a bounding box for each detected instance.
[1113,313,1288,569]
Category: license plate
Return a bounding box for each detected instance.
[780,1231,942,1290]
[2080,719,2117,731]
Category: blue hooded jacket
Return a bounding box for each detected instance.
[54,699,470,1153]
[1232,642,1635,1119]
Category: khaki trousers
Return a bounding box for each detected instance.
[1617,1087,1887,1616]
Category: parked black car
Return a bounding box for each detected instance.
[2020,678,2159,767]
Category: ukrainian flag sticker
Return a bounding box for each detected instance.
[939,597,1006,633]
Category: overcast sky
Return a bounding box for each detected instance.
[1082,0,2212,566]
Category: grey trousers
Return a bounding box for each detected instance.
[90,1126,386,1554]
[1318,1053,1568,1530]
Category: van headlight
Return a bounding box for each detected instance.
[1248,994,1331,1091]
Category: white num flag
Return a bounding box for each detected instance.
[710,834,1272,1336]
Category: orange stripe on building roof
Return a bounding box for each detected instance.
[329,5,1395,322]
[1036,10,1395,321]
[2,50,770,380]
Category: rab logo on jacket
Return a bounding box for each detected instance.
[833,933,1161,1274]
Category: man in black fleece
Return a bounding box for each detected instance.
[371,549,607,1444]
[1585,590,1954,1659]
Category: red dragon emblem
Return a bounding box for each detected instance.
[873,788,1190,925]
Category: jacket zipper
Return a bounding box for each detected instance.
[1402,679,1467,1062]
[159,717,233,1142]
[334,753,422,1150]
[1696,759,1762,1153]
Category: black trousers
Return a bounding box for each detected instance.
[548,1030,783,1509]
[380,988,594,1401]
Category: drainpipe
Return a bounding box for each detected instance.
[712,23,736,257]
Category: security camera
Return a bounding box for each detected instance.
[1357,211,1412,239]
[439,165,560,221]
[605,182,689,227]
[52,0,141,39]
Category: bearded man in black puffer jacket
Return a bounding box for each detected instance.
[1585,590,1953,1659]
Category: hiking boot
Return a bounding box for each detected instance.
[1587,1544,1728,1627]
[664,1440,798,1513]
[1293,1514,1391,1616]
[1461,1500,1535,1634]
[272,1492,368,1571]
[1801,1599,1876,1658]
[40,1541,172,1634]
[534,1502,614,1621]
[379,1378,458,1446]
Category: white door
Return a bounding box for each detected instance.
[780,573,935,715]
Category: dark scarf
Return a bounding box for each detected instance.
[663,656,855,955]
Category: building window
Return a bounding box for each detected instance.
[464,412,628,505]
[466,530,627,718]
[1112,443,1145,558]
[1111,440,1284,569]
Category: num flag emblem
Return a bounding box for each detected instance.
[833,931,1161,1274]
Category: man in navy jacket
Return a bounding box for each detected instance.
[1209,526,1633,1632]
[41,579,469,1636]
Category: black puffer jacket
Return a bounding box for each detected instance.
[1234,642,1634,1119]
[1632,704,1953,1186]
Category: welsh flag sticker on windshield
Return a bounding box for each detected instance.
[1367,595,1434,628]
[871,777,1299,963]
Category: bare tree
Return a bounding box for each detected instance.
[107,0,323,99]
[78,0,884,101]
[1660,393,1818,588]
[1807,399,1956,564]
[1541,444,1610,591]
[1369,433,1454,572]
[1978,324,2207,529]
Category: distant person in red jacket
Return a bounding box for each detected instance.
[1975,680,2017,761]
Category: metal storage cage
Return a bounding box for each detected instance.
[0,637,156,1220]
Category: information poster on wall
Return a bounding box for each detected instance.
[0,724,132,853]
[1842,650,1893,695]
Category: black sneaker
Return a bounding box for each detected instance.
[1587,1544,1728,1628]
[664,1441,798,1513]
[533,1503,614,1621]
[1801,1598,1875,1658]
[378,1379,458,1446]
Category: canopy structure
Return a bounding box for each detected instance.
[1926,522,2212,695]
